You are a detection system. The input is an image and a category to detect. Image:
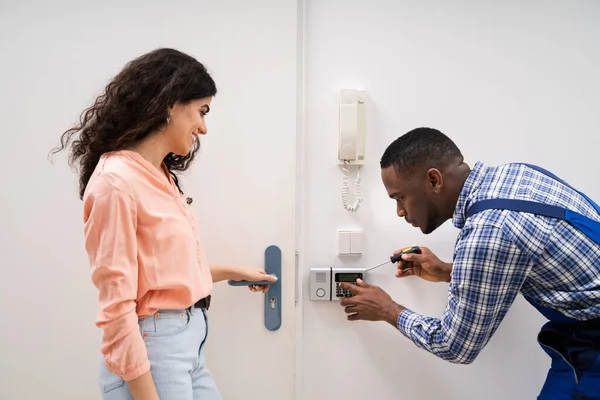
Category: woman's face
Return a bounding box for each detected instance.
[166,97,213,156]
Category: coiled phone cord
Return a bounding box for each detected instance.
[341,161,363,212]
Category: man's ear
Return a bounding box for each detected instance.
[427,168,443,193]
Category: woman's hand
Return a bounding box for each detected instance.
[394,246,452,283]
[230,266,278,293]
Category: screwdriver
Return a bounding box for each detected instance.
[365,246,422,272]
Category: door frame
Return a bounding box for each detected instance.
[294,0,307,399]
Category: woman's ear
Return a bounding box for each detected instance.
[165,104,176,124]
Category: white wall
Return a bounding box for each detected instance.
[300,1,600,399]
[0,1,298,399]
[3,1,600,399]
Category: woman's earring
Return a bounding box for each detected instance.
[167,115,171,124]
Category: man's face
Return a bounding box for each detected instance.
[381,166,442,234]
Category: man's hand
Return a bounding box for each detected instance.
[339,279,404,326]
[395,246,452,283]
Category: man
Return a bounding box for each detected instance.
[340,127,600,400]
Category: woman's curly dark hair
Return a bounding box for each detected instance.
[50,48,217,199]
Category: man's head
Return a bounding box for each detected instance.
[380,127,469,234]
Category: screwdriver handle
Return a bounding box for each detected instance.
[390,246,421,263]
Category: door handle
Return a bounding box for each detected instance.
[227,245,282,331]
[227,276,277,286]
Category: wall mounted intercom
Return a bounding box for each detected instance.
[337,89,366,212]
[309,267,367,301]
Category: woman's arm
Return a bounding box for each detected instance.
[127,372,159,400]
[209,264,239,283]
[210,264,278,292]
[84,173,158,399]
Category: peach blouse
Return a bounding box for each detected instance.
[82,150,213,381]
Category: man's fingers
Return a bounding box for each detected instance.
[339,297,354,306]
[395,267,415,278]
[343,305,358,314]
[339,282,364,294]
[347,312,361,321]
[401,253,417,262]
[355,278,371,288]
[340,279,372,292]
[396,257,416,272]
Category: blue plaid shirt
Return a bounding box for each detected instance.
[397,161,600,364]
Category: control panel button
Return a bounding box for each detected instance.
[316,288,326,298]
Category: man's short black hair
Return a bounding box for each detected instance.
[380,127,463,176]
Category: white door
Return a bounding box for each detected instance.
[179,3,300,400]
[0,1,300,399]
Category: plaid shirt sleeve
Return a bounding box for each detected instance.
[396,221,532,364]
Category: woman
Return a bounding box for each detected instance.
[51,48,276,400]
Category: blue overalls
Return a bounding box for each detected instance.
[466,164,600,400]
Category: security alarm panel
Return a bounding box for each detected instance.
[309,267,367,301]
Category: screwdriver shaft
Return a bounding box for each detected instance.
[365,246,422,272]
[365,260,391,272]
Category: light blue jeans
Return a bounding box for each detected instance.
[99,304,221,400]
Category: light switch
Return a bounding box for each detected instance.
[350,230,363,254]
[337,230,351,255]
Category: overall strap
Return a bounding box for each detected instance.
[466,163,600,245]
[520,163,600,215]
[523,295,580,323]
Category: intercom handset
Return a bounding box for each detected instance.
[337,89,366,166]
[309,267,367,301]
[337,89,366,212]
